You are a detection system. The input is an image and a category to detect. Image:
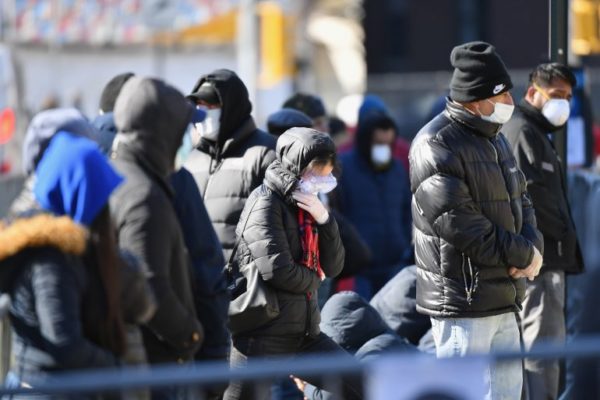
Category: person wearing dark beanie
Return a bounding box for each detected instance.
[409,41,544,400]
[449,41,513,103]
[99,72,135,114]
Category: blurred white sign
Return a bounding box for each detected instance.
[367,354,489,400]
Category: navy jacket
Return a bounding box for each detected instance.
[370,265,431,346]
[337,114,413,271]
[170,168,230,360]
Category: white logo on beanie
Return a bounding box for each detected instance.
[493,84,506,95]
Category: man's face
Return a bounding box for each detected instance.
[372,127,395,146]
[473,91,514,117]
[527,78,573,110]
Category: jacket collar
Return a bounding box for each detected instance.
[0,213,88,263]
[518,99,561,133]
[264,160,298,205]
[445,98,502,138]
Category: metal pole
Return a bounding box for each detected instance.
[549,0,569,176]
[236,0,258,108]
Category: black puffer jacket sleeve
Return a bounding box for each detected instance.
[242,194,322,294]
[414,136,534,269]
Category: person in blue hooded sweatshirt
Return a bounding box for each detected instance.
[0,132,125,398]
[336,110,413,299]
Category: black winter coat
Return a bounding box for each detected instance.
[0,213,118,385]
[409,99,543,318]
[185,69,276,261]
[234,128,344,338]
[111,78,203,364]
[503,100,584,274]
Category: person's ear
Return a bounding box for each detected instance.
[525,86,537,102]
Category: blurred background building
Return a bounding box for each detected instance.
[1,0,600,175]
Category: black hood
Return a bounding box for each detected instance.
[320,291,392,354]
[113,77,193,179]
[264,127,335,200]
[354,111,397,167]
[189,69,252,147]
[517,98,562,133]
[445,97,502,138]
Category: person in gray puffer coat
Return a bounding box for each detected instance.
[185,69,276,261]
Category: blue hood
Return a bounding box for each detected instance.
[33,131,123,226]
[23,108,97,175]
[358,94,388,126]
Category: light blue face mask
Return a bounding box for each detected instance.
[299,173,338,195]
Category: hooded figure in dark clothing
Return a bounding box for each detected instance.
[110,77,204,368]
[336,111,413,298]
[302,291,416,400]
[185,69,276,261]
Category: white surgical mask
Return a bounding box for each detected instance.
[542,98,570,127]
[299,173,338,195]
[479,100,514,124]
[371,144,392,166]
[194,107,221,141]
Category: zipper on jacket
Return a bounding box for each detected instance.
[304,292,311,337]
[558,240,563,257]
[488,139,511,204]
[461,253,478,305]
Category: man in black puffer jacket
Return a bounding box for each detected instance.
[410,42,544,400]
[503,63,584,400]
[185,69,276,260]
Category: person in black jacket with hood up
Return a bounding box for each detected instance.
[503,63,584,400]
[185,69,276,261]
[224,128,361,400]
[410,42,544,400]
[110,77,205,374]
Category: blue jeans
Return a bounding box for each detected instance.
[430,313,522,400]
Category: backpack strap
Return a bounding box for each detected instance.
[227,194,261,275]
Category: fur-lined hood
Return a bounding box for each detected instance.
[0,214,88,263]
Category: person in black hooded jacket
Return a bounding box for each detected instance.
[185,69,276,261]
[110,77,204,372]
[223,128,361,400]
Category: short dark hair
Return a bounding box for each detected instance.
[529,63,576,89]
[282,93,326,119]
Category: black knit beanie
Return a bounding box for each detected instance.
[99,72,135,113]
[449,42,513,102]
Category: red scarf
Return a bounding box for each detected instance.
[298,209,325,281]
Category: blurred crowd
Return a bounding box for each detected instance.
[0,40,593,400]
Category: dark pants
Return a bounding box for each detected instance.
[223,333,362,400]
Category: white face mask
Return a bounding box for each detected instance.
[194,108,221,141]
[542,98,570,127]
[299,173,338,195]
[371,144,392,166]
[479,100,514,124]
